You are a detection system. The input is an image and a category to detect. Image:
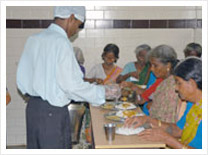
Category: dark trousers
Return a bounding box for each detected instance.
[26,96,71,149]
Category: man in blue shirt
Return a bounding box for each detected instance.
[17,6,106,149]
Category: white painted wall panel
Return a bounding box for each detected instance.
[6,6,202,20]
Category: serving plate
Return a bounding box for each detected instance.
[104,110,144,122]
[101,103,117,110]
[101,101,125,110]
[116,126,145,135]
[115,102,137,110]
[104,111,125,122]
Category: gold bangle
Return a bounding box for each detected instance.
[182,145,187,149]
[158,120,162,127]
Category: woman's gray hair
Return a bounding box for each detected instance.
[149,45,178,69]
[73,46,85,65]
[134,44,151,56]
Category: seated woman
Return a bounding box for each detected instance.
[85,43,122,85]
[122,45,181,123]
[125,57,202,149]
[116,44,152,85]
[183,42,202,58]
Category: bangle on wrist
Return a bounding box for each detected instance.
[158,120,162,127]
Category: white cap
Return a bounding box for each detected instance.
[54,6,86,23]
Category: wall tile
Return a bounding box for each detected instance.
[7,20,22,28]
[86,29,104,37]
[10,10,31,19]
[86,11,103,19]
[194,29,202,43]
[185,19,197,28]
[41,20,53,28]
[73,37,95,48]
[197,10,202,19]
[30,10,53,19]
[95,20,113,28]
[22,20,40,28]
[6,8,12,18]
[168,20,186,28]
[197,20,202,28]
[85,6,95,10]
[6,29,42,37]
[157,10,197,19]
[85,20,95,29]
[104,10,137,19]
[150,20,167,28]
[114,20,130,28]
[94,38,118,48]
[6,37,26,50]
[196,6,202,10]
[77,29,86,38]
[132,20,149,28]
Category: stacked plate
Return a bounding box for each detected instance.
[102,101,144,122]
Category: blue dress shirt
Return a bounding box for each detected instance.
[17,23,105,107]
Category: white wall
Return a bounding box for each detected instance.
[6,6,202,145]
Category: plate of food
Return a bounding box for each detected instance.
[101,102,116,110]
[116,110,144,118]
[104,110,144,122]
[104,111,124,122]
[116,126,145,135]
[115,102,137,110]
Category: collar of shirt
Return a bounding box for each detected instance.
[48,23,68,39]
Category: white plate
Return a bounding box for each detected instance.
[115,102,136,110]
[116,126,145,135]
[116,110,144,118]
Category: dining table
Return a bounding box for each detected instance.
[89,103,166,149]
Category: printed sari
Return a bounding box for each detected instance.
[181,99,202,146]
[149,75,182,123]
[103,66,122,85]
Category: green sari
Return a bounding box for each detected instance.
[133,63,150,85]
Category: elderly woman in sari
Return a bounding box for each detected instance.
[116,44,153,85]
[85,43,122,85]
[125,57,202,149]
[122,45,181,123]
